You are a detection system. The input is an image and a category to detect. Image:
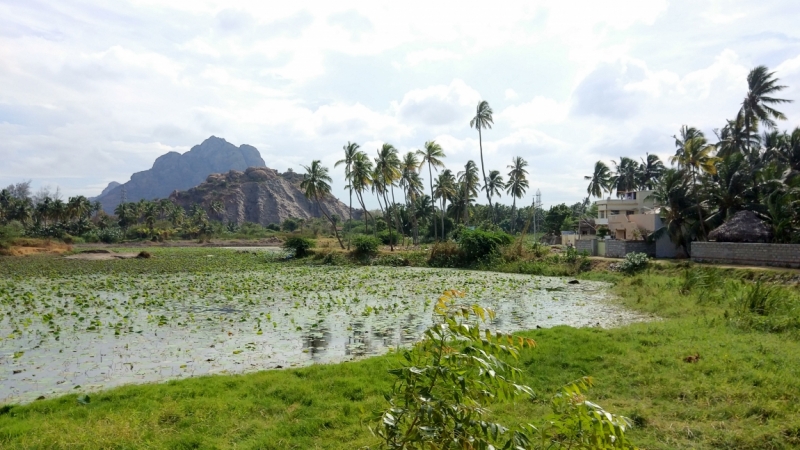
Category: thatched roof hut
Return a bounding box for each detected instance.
[709,210,773,243]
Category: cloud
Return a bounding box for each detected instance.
[405,49,461,67]
[394,79,481,126]
[4,0,800,210]
[570,62,647,119]
[499,96,569,127]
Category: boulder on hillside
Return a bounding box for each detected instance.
[170,168,355,226]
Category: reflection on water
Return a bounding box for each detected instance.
[0,266,649,404]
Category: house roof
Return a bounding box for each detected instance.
[708,210,773,243]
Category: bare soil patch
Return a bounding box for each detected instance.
[0,239,72,257]
[64,251,141,260]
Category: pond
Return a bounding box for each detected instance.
[0,265,647,404]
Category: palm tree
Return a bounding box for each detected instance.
[143,202,158,230]
[401,152,423,245]
[350,151,374,233]
[189,203,207,225]
[210,200,224,222]
[417,140,446,240]
[433,170,457,239]
[335,141,360,248]
[168,204,185,227]
[705,152,750,227]
[469,100,495,222]
[611,157,640,196]
[484,170,504,222]
[740,66,792,140]
[715,111,758,158]
[506,156,529,233]
[638,154,665,190]
[670,130,720,238]
[375,143,402,251]
[458,160,481,225]
[300,160,345,249]
[585,161,612,199]
[652,168,697,256]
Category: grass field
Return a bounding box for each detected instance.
[1,248,799,449]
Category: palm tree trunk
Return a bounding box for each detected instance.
[390,185,402,251]
[347,177,353,250]
[693,170,707,239]
[428,161,437,241]
[315,193,345,249]
[510,197,517,234]
[381,190,393,251]
[441,198,446,240]
[477,128,495,224]
[356,190,369,233]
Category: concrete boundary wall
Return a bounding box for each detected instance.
[575,239,597,256]
[605,240,656,258]
[691,242,800,268]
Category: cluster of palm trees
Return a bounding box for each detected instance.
[302,100,533,250]
[586,65,800,251]
[0,190,101,236]
[585,154,666,198]
[0,182,230,241]
[113,198,225,238]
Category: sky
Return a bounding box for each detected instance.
[3,0,800,209]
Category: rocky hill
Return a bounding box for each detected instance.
[170,167,354,226]
[95,136,266,213]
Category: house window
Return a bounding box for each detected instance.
[599,211,605,218]
[626,210,635,215]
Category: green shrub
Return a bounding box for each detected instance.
[282,236,315,258]
[281,218,300,232]
[377,229,399,245]
[374,289,635,449]
[97,228,124,244]
[350,234,381,257]
[0,221,24,248]
[457,228,512,262]
[427,241,464,267]
[617,252,649,275]
[265,223,280,231]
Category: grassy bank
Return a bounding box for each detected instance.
[1,249,799,449]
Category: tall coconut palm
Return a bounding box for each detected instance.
[301,160,344,249]
[335,141,360,247]
[740,66,792,139]
[375,144,402,251]
[670,131,720,238]
[469,100,495,222]
[585,161,612,199]
[417,140,446,240]
[506,156,529,233]
[350,151,374,233]
[458,160,481,225]
[433,170,457,239]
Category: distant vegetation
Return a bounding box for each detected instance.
[585,65,800,251]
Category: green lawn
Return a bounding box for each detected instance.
[1,250,799,449]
